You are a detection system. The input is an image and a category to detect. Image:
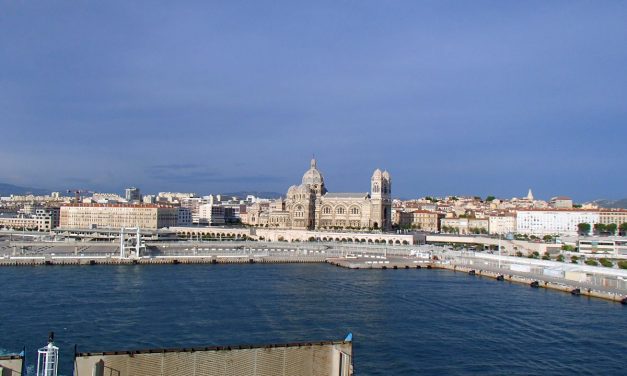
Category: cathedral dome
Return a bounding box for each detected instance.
[302,158,325,187]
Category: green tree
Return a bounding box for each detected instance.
[585,259,599,266]
[593,223,607,235]
[515,251,523,257]
[542,235,554,243]
[556,254,565,262]
[485,195,496,202]
[571,255,579,264]
[542,252,551,260]
[606,223,617,235]
[561,244,576,252]
[599,258,613,268]
[620,223,627,236]
[578,223,591,235]
[618,260,627,269]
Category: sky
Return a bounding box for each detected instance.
[1,1,626,201]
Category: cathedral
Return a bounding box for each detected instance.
[246,159,392,231]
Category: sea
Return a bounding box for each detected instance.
[0,264,625,375]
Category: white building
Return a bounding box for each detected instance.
[488,215,516,235]
[198,204,226,225]
[550,196,573,209]
[516,210,600,236]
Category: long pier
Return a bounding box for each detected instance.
[326,256,627,304]
[0,255,327,266]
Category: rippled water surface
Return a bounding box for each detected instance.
[1,264,625,375]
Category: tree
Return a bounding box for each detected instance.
[542,252,551,260]
[620,223,627,236]
[585,259,599,266]
[561,244,576,252]
[577,223,591,235]
[542,235,554,243]
[485,195,496,202]
[571,255,579,264]
[618,260,627,269]
[515,251,523,257]
[593,223,607,235]
[606,223,617,235]
[599,258,613,268]
[556,254,565,262]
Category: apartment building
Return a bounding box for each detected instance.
[488,214,516,235]
[516,210,600,236]
[59,204,178,230]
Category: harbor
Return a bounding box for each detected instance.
[1,237,626,304]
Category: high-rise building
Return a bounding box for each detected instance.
[125,187,141,202]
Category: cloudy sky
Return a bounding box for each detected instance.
[1,1,626,201]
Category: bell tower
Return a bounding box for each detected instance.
[370,169,383,229]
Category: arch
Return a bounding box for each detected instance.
[294,205,304,218]
[349,206,360,216]
[388,240,394,245]
[395,240,401,245]
[335,206,346,215]
[367,239,373,243]
[321,206,332,215]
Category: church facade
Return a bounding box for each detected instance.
[245,159,392,231]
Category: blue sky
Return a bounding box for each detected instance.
[1,1,626,201]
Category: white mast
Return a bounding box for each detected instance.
[119,227,125,258]
[36,332,59,376]
[135,227,141,257]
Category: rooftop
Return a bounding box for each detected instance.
[323,193,369,199]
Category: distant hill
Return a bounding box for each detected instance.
[220,191,283,199]
[588,198,627,209]
[0,182,50,197]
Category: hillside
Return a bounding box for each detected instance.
[0,182,50,197]
[588,198,627,209]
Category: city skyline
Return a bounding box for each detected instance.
[1,1,626,201]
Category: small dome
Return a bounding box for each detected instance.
[287,185,298,195]
[302,159,325,187]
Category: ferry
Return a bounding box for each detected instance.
[1,332,353,376]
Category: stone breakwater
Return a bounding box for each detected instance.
[326,257,627,304]
[0,255,327,266]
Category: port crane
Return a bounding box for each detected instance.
[66,189,95,204]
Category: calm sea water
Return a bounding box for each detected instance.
[0,264,625,375]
